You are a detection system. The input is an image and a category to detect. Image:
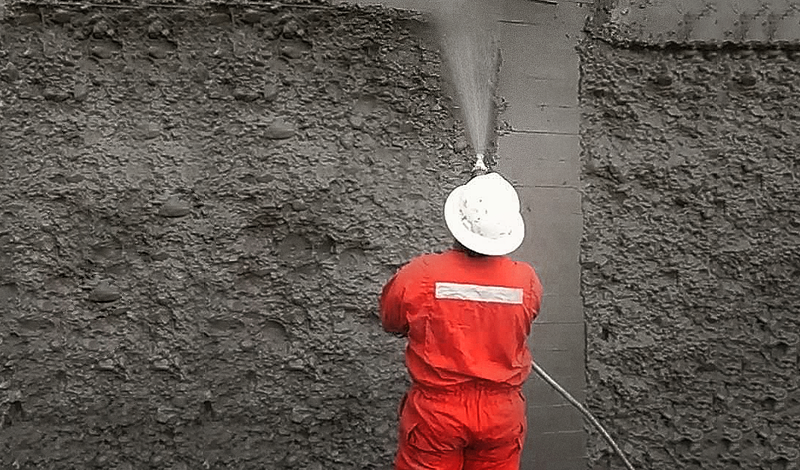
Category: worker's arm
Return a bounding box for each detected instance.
[527,268,544,325]
[379,267,410,335]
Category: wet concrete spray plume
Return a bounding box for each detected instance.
[431,0,499,158]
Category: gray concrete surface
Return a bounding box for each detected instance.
[593,0,800,45]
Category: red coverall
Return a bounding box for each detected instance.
[380,248,543,470]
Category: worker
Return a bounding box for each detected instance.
[380,172,543,470]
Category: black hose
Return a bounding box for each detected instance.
[531,361,637,470]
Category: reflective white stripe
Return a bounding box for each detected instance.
[435,282,523,304]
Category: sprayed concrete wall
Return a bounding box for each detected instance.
[579,41,800,469]
[0,5,470,468]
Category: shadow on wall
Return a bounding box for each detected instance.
[0,4,471,468]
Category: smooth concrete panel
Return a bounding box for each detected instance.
[498,21,577,55]
[497,23,579,76]
[513,186,581,297]
[499,70,580,108]
[532,431,588,467]
[496,21,580,134]
[524,362,586,470]
[543,375,585,403]
[494,0,563,25]
[516,186,581,220]
[514,243,579,298]
[515,256,579,299]
[529,404,584,432]
[534,349,586,378]
[496,2,586,469]
[495,0,589,33]
[526,371,586,406]
[499,50,580,82]
[536,293,583,323]
[532,321,585,352]
[518,186,582,220]
[496,133,580,188]
[532,456,590,470]
[503,105,580,135]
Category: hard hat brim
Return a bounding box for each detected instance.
[444,184,525,256]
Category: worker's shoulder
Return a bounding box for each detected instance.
[393,251,434,274]
[395,250,455,274]
[501,257,538,277]
[405,251,446,268]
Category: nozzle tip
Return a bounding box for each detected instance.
[473,153,488,175]
[474,153,488,172]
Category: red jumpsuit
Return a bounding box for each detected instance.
[380,248,543,470]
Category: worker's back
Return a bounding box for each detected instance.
[380,248,542,388]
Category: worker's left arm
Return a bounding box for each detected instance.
[527,268,544,325]
[379,267,410,335]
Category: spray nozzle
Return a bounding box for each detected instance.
[472,153,489,176]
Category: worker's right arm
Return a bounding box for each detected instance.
[379,268,410,335]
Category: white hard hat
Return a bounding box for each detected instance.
[444,172,525,256]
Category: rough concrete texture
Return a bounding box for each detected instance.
[588,0,800,47]
[579,41,800,469]
[0,5,472,468]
